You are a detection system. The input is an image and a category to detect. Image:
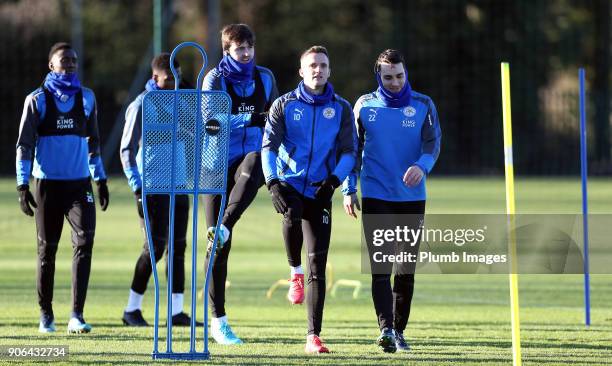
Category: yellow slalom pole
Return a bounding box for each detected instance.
[501,62,522,366]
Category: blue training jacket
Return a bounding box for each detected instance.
[121,88,192,192]
[342,90,441,202]
[202,66,278,167]
[262,87,357,199]
[16,87,106,186]
[119,91,148,192]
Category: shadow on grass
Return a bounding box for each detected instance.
[522,325,612,333]
[413,338,512,349]
[0,321,152,329]
[523,342,612,351]
[523,358,612,365]
[14,359,148,365]
[217,353,512,364]
[0,334,153,342]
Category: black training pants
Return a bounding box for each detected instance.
[34,178,96,316]
[282,183,332,336]
[130,194,189,295]
[203,152,264,318]
[362,197,425,333]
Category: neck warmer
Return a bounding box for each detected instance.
[217,54,254,84]
[145,78,161,92]
[375,71,412,108]
[43,72,81,102]
[296,80,334,106]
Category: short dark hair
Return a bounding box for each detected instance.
[221,24,255,51]
[48,42,73,61]
[151,52,180,72]
[374,49,405,73]
[300,45,329,62]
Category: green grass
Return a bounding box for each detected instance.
[0,177,611,365]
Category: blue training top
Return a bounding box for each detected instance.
[16,87,106,186]
[342,90,441,201]
[262,87,357,199]
[202,65,278,167]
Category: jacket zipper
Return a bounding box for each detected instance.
[302,105,317,195]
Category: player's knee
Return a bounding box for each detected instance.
[394,274,414,289]
[150,242,166,260]
[308,272,326,284]
[283,209,302,226]
[242,152,261,169]
[307,250,328,282]
[223,203,242,224]
[239,170,260,185]
[211,250,229,267]
[139,248,161,264]
[37,241,59,261]
[282,217,301,228]
[73,230,94,253]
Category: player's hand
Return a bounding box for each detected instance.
[134,188,144,219]
[343,193,361,219]
[403,165,424,187]
[267,179,288,214]
[250,112,268,128]
[96,179,109,211]
[17,184,37,216]
[311,175,341,203]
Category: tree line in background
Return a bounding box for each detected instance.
[1,0,610,175]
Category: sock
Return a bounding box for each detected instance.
[219,224,230,243]
[171,293,183,316]
[291,265,304,276]
[212,315,228,326]
[125,289,144,312]
[209,224,231,244]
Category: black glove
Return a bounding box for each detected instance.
[17,184,37,216]
[134,188,144,219]
[267,179,288,214]
[311,175,341,203]
[250,112,268,128]
[96,179,109,211]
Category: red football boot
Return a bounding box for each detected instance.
[287,273,305,304]
[305,335,330,353]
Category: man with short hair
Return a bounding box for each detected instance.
[120,53,201,327]
[342,49,441,352]
[16,42,109,334]
[262,45,357,353]
[201,23,278,345]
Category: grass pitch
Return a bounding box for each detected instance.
[0,177,611,365]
